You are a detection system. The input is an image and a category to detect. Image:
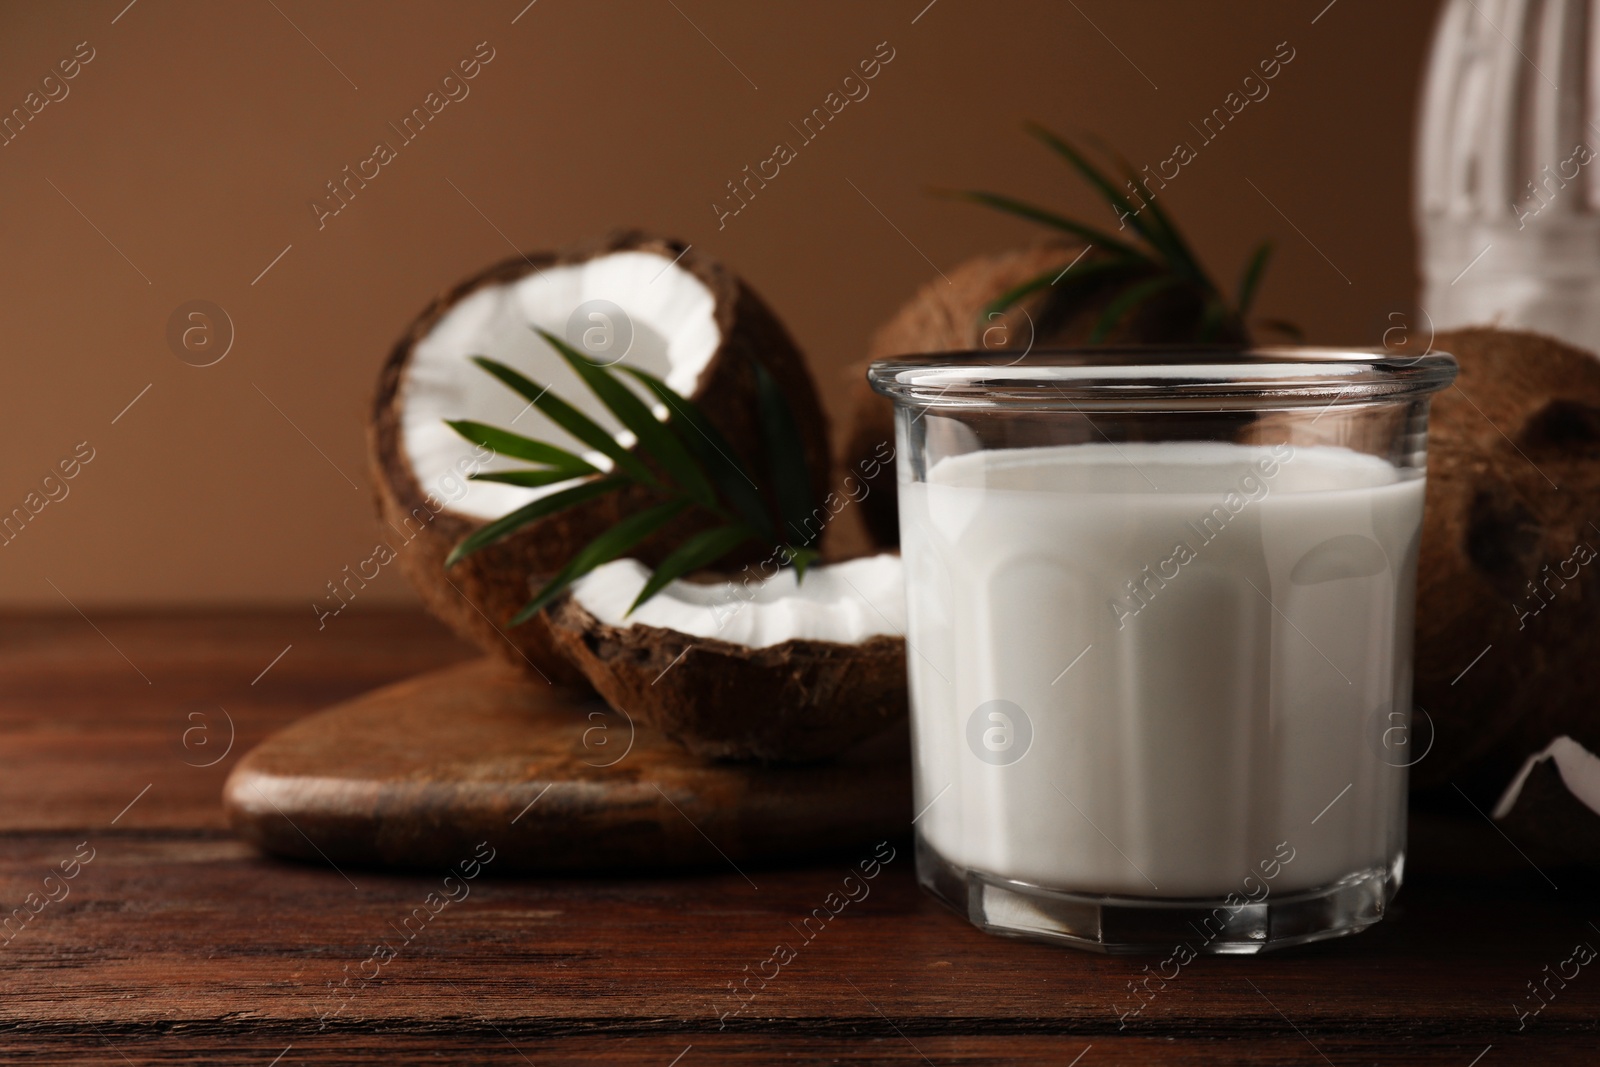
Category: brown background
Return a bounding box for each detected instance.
[0,0,1442,607]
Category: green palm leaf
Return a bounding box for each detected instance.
[982,255,1149,322]
[445,476,625,568]
[783,545,820,581]
[955,128,1285,344]
[1023,123,1187,272]
[1089,276,1186,343]
[753,362,819,550]
[628,524,751,614]
[980,266,1066,321]
[942,190,1145,260]
[469,469,592,489]
[616,364,775,542]
[512,500,691,625]
[1196,297,1231,342]
[536,329,718,510]
[445,420,599,474]
[1236,241,1273,319]
[446,295,864,621]
[470,357,659,488]
[1257,318,1305,342]
[1077,130,1210,286]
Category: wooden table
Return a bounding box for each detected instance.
[1,610,1595,1064]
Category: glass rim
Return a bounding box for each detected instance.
[867,346,1459,411]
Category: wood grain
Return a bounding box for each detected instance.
[222,657,910,871]
[0,611,1596,1064]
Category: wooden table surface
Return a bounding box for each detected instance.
[1,610,1595,1065]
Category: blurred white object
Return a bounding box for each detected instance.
[1494,735,1600,819]
[1416,0,1600,355]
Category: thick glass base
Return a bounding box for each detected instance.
[916,831,1401,955]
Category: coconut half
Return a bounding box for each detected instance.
[371,231,831,682]
[545,554,908,761]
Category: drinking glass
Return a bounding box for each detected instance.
[869,347,1457,954]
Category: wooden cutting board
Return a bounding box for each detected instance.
[223,658,911,872]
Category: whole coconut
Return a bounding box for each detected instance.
[1409,327,1600,794]
[841,242,1246,546]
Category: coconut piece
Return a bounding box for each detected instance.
[545,554,907,762]
[841,244,1073,546]
[841,242,1237,546]
[1492,736,1600,871]
[370,231,831,682]
[1408,328,1600,791]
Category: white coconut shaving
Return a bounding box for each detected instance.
[1493,736,1600,819]
[401,251,721,520]
[571,554,905,649]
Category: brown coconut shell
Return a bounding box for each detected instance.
[545,592,908,763]
[370,231,832,684]
[1410,327,1600,793]
[841,242,1244,546]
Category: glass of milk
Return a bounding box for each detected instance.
[869,348,1457,954]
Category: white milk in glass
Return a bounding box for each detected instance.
[899,441,1421,899]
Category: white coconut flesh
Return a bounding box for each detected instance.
[401,251,721,521]
[1493,735,1600,819]
[571,554,906,649]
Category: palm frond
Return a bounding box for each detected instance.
[1089,276,1185,343]
[954,126,1298,344]
[445,340,823,625]
[939,190,1145,260]
[1236,241,1273,319]
[512,500,691,625]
